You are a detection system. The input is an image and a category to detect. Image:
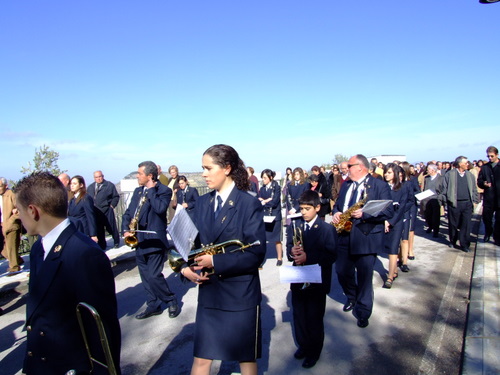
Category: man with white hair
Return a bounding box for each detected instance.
[442,156,479,252]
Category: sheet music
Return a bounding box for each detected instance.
[415,189,435,201]
[263,215,276,223]
[167,206,198,261]
[279,264,322,283]
[361,200,392,216]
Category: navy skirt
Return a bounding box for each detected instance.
[264,216,282,242]
[194,305,262,362]
[384,221,404,255]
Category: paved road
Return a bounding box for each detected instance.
[0,216,476,375]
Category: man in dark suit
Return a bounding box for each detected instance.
[422,164,444,238]
[122,161,179,319]
[332,154,393,328]
[442,156,479,252]
[14,172,121,375]
[87,170,121,249]
[478,146,500,245]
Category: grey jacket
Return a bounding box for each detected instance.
[442,169,479,208]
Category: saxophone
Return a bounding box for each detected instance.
[333,182,368,233]
[124,195,147,248]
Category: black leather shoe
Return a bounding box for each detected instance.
[462,246,470,253]
[484,236,490,243]
[343,301,355,312]
[426,228,432,233]
[135,309,162,319]
[302,358,318,368]
[168,302,180,318]
[448,242,456,248]
[276,260,283,266]
[113,244,120,249]
[357,318,369,328]
[408,256,415,260]
[400,264,410,272]
[294,348,306,360]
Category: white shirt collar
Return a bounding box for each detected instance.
[41,218,71,260]
[215,181,235,208]
[305,215,318,228]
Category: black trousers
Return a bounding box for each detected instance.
[335,235,376,320]
[424,199,441,235]
[482,205,500,241]
[136,250,176,311]
[292,287,326,361]
[96,208,120,249]
[447,200,473,248]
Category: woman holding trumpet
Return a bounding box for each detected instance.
[181,144,266,375]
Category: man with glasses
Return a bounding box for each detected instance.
[478,146,500,245]
[442,156,480,252]
[332,155,393,328]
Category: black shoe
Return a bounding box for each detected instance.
[0,307,3,316]
[357,318,369,328]
[426,228,432,233]
[302,358,318,368]
[276,260,283,266]
[462,246,471,253]
[400,264,410,272]
[113,244,120,249]
[484,236,490,243]
[343,301,355,312]
[294,348,306,360]
[168,302,180,318]
[408,256,415,260]
[135,309,163,319]
[448,242,456,248]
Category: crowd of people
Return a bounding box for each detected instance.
[0,144,499,374]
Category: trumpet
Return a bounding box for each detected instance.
[73,302,118,375]
[292,221,310,290]
[168,240,261,273]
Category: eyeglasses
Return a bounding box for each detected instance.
[347,163,359,169]
[487,154,497,158]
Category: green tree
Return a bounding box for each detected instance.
[332,153,349,165]
[21,144,66,176]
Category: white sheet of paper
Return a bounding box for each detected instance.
[415,189,435,201]
[263,215,276,223]
[167,205,198,261]
[279,264,322,284]
[287,212,302,220]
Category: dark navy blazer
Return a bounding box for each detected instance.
[24,223,121,375]
[87,179,120,214]
[286,217,337,294]
[193,187,266,311]
[68,194,97,237]
[176,185,199,218]
[122,182,172,255]
[258,180,282,220]
[333,175,394,255]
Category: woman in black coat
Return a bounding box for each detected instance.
[68,175,98,243]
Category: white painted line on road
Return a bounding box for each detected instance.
[418,252,465,375]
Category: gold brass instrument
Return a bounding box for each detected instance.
[292,221,310,290]
[168,240,261,273]
[74,302,118,375]
[124,195,147,248]
[333,195,368,233]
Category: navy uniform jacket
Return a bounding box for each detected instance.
[68,194,98,237]
[193,187,266,311]
[24,223,121,375]
[387,185,408,227]
[87,180,120,214]
[286,182,310,212]
[175,186,199,217]
[122,182,172,255]
[286,218,337,294]
[259,180,282,220]
[333,175,394,255]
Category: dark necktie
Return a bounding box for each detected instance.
[305,223,310,232]
[348,182,360,207]
[214,196,223,219]
[35,241,45,276]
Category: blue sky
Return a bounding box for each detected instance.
[1,1,499,184]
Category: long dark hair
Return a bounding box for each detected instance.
[204,144,250,191]
[384,163,402,191]
[71,175,87,203]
